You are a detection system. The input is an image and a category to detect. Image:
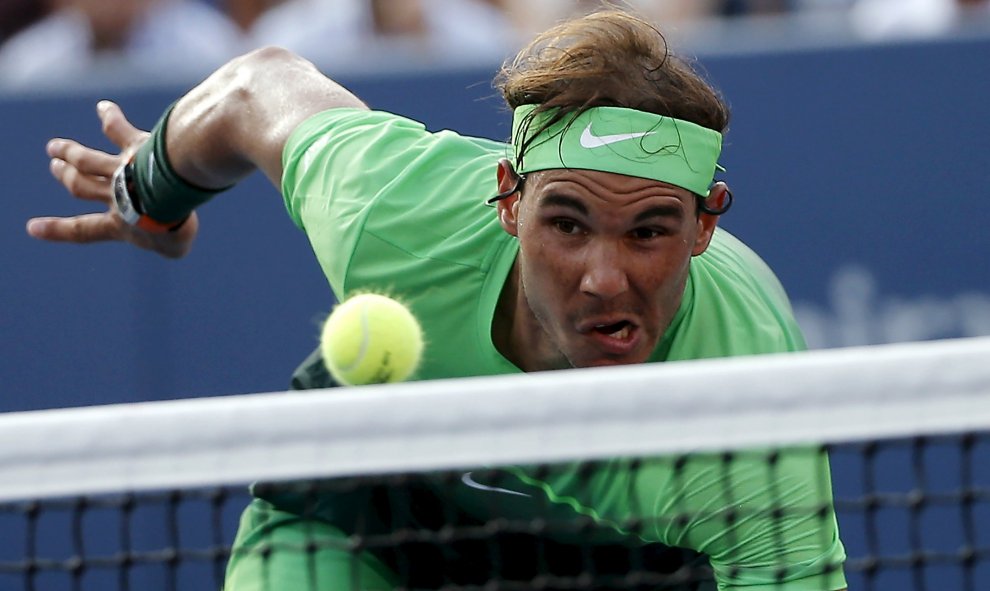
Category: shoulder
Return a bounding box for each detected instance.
[281,107,510,285]
[284,108,505,161]
[667,228,806,359]
[282,108,507,209]
[699,229,793,303]
[283,109,427,167]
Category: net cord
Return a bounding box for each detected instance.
[2,337,989,502]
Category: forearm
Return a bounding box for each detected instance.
[163,47,367,190]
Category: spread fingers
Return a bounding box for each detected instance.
[48,157,113,204]
[47,138,119,178]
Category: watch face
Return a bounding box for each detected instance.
[111,165,139,225]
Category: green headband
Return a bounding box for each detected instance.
[511,104,723,196]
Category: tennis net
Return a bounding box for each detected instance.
[1,337,989,591]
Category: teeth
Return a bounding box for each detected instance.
[593,323,632,340]
[610,325,630,340]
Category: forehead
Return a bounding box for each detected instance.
[526,169,696,211]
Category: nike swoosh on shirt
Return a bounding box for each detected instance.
[579,123,656,148]
[461,471,531,497]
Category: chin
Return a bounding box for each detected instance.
[571,351,651,369]
[589,358,643,367]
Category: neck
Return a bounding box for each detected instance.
[492,259,570,372]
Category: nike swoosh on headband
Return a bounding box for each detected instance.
[579,123,656,149]
[512,105,723,195]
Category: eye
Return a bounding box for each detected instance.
[630,227,665,240]
[553,218,582,235]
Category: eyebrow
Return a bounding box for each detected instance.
[539,194,588,215]
[539,194,685,222]
[633,204,685,223]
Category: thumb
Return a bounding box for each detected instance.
[97,100,149,150]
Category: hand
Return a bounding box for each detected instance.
[27,100,198,259]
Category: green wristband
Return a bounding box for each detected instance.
[132,102,231,223]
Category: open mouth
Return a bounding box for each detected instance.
[593,320,634,341]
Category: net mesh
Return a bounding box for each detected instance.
[2,337,989,591]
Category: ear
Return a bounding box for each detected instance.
[495,158,523,237]
[691,181,730,256]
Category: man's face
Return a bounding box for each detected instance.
[498,167,718,369]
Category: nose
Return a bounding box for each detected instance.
[579,242,629,300]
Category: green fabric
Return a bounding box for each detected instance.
[225,499,397,591]
[500,451,846,591]
[512,104,723,196]
[233,107,847,591]
[280,108,518,380]
[280,108,805,375]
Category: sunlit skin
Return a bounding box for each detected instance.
[493,159,723,372]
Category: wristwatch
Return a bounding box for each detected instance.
[111,159,186,233]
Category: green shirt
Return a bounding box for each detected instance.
[225,108,846,591]
[280,108,807,375]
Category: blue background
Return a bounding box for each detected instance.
[2,37,989,410]
[1,34,988,591]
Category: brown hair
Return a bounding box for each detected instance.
[495,8,730,139]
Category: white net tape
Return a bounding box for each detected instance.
[2,337,989,502]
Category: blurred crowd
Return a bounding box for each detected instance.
[0,0,987,89]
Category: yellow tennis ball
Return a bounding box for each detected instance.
[320,293,423,386]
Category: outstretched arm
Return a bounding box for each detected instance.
[164,46,367,190]
[29,46,367,258]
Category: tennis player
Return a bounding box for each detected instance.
[30,8,846,591]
